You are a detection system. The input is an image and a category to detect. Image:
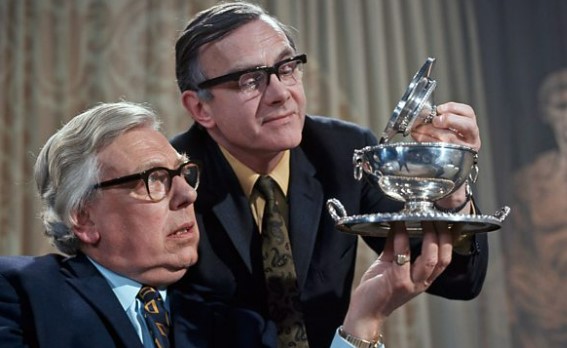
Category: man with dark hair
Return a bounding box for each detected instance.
[171,2,487,347]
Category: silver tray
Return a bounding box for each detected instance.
[327,199,510,237]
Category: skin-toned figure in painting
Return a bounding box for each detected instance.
[508,68,567,348]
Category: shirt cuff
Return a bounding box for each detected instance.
[330,328,386,348]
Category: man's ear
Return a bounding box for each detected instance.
[72,207,100,245]
[181,90,215,129]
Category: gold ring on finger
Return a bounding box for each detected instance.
[394,253,410,266]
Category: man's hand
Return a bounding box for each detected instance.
[340,222,452,342]
[412,101,480,211]
[412,102,481,151]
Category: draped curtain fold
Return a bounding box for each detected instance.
[0,1,514,347]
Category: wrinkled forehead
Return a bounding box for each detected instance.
[97,126,182,176]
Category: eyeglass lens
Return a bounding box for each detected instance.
[146,162,199,201]
[239,58,304,93]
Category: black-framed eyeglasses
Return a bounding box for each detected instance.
[93,160,200,202]
[197,54,307,94]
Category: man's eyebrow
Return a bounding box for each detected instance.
[226,48,296,72]
[135,158,180,172]
[275,48,295,61]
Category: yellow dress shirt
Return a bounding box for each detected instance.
[219,146,290,233]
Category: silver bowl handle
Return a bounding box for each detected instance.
[353,150,364,181]
[326,198,348,222]
[494,206,511,222]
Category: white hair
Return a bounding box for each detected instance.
[34,101,161,255]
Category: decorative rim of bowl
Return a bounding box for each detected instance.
[364,142,477,154]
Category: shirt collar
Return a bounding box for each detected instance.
[219,145,290,198]
[87,257,168,311]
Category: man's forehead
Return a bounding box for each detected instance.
[207,19,288,49]
[199,20,292,72]
[97,127,178,173]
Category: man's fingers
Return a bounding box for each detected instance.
[410,222,438,285]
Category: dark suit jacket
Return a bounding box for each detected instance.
[0,253,276,348]
[170,115,489,348]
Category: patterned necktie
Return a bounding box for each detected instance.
[137,286,171,348]
[255,175,309,347]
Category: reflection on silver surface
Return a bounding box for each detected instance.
[381,57,437,143]
[355,142,477,214]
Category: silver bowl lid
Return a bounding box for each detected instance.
[381,57,437,143]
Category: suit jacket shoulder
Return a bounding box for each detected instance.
[0,254,141,348]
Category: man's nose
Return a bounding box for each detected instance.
[169,175,197,209]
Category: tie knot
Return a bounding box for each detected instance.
[137,286,161,304]
[255,175,277,202]
[137,285,171,347]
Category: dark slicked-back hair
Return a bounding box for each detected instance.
[175,1,297,97]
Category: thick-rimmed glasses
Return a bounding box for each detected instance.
[197,54,307,96]
[93,161,200,202]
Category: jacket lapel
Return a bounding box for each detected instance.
[288,147,324,290]
[63,255,142,347]
[194,131,258,273]
[211,188,257,272]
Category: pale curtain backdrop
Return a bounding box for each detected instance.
[1,1,509,347]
